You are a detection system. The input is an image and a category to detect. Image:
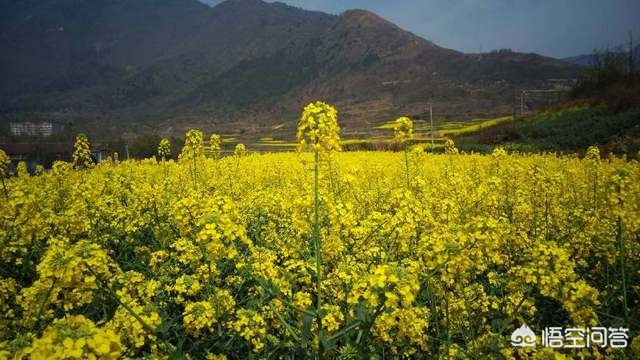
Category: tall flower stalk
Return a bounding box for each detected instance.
[179,130,205,188]
[392,116,413,188]
[613,168,630,327]
[158,138,171,181]
[158,138,171,162]
[297,101,341,357]
[234,143,247,157]
[209,134,221,159]
[586,146,600,212]
[72,133,94,170]
[444,139,459,155]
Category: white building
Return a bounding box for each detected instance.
[10,122,54,137]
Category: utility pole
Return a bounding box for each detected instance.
[520,90,525,117]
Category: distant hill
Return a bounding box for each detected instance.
[0,0,579,139]
[562,45,640,66]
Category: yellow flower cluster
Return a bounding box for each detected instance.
[157,138,171,160]
[107,299,161,351]
[231,309,268,352]
[393,116,414,144]
[586,145,601,161]
[209,134,222,157]
[179,129,205,162]
[172,274,203,303]
[183,300,216,337]
[0,149,9,177]
[321,304,344,333]
[72,133,94,170]
[0,123,638,358]
[23,315,122,359]
[234,143,247,157]
[349,264,420,309]
[297,101,341,152]
[444,138,459,154]
[19,239,117,324]
[16,162,28,177]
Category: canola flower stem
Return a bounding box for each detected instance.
[325,321,360,343]
[424,280,440,337]
[445,294,451,360]
[313,149,324,358]
[85,266,154,334]
[495,294,531,337]
[616,185,629,327]
[84,264,177,353]
[1,177,7,197]
[544,197,549,241]
[593,164,598,212]
[162,158,168,183]
[404,148,410,188]
[328,155,335,196]
[356,304,385,346]
[274,311,301,342]
[192,149,197,189]
[33,278,57,332]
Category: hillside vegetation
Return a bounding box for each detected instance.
[456,107,640,156]
[0,0,577,137]
[456,50,640,157]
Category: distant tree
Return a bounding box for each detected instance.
[490,48,513,55]
[572,47,631,100]
[130,134,162,159]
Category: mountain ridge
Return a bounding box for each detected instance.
[0,0,578,139]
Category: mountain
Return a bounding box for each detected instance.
[562,54,597,67]
[0,0,578,139]
[562,45,640,66]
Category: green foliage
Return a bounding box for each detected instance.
[130,134,162,159]
[572,48,638,97]
[571,47,640,112]
[187,48,321,108]
[458,107,640,156]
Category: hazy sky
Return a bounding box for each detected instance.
[201,0,640,58]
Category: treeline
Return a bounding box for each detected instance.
[571,42,640,111]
